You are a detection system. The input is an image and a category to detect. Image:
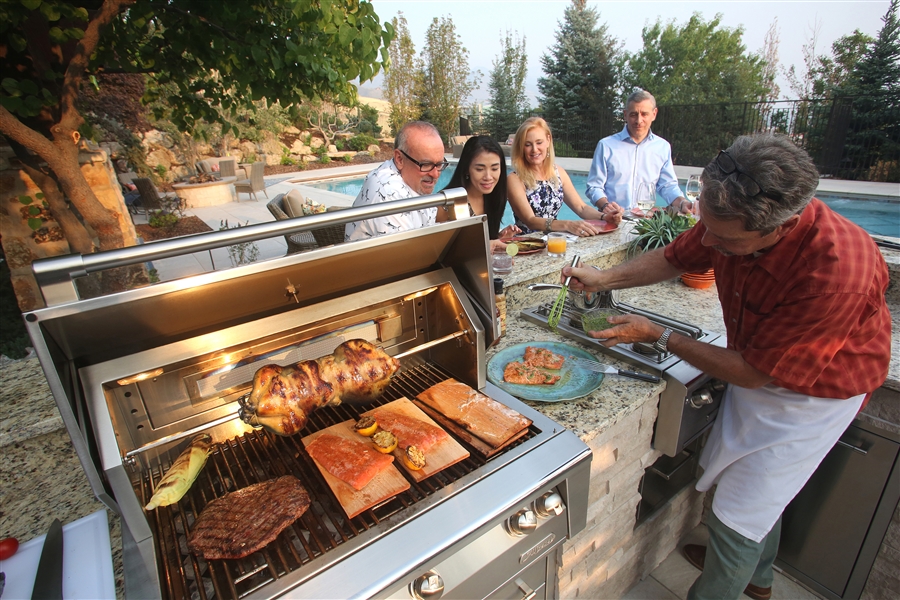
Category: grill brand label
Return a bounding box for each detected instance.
[520,533,556,564]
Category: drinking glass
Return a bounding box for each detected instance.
[685,175,702,207]
[492,250,513,274]
[547,232,567,257]
[635,182,655,214]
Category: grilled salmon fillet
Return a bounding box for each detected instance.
[503,361,561,385]
[523,346,565,369]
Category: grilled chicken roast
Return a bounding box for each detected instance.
[242,339,400,436]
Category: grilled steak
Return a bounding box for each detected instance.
[188,475,310,560]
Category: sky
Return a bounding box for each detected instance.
[363,0,891,104]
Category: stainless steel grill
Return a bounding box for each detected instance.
[25,194,591,599]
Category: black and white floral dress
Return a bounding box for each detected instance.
[515,166,564,233]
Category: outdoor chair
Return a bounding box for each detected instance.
[133,178,175,215]
[117,172,141,214]
[218,158,246,180]
[266,194,318,254]
[234,161,267,202]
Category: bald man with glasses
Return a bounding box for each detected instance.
[345,121,450,241]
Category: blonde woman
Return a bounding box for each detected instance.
[508,117,623,236]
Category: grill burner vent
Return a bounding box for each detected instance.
[140,363,537,600]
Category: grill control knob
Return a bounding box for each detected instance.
[689,389,714,409]
[535,491,565,517]
[410,571,444,599]
[506,508,538,536]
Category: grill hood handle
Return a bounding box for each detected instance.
[32,188,470,306]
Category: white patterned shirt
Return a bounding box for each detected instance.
[344,159,437,241]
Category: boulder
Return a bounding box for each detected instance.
[367,144,381,153]
[284,125,301,134]
[260,138,287,164]
[238,141,258,160]
[327,144,338,153]
[142,129,174,149]
[290,140,310,155]
[302,155,319,162]
[309,137,325,149]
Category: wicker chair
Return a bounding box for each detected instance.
[234,161,267,202]
[133,178,169,214]
[311,206,348,248]
[218,158,246,180]
[266,195,318,254]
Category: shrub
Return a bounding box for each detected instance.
[348,134,378,151]
[281,154,296,166]
[343,154,353,163]
[149,211,179,229]
[358,104,382,135]
[319,154,332,164]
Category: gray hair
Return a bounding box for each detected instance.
[700,134,819,234]
[395,121,441,152]
[626,89,656,109]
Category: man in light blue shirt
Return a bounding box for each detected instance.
[586,90,692,216]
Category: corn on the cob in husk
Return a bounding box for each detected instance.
[144,434,212,510]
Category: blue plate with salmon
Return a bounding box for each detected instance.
[487,341,604,402]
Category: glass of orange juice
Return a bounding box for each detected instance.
[547,232,567,256]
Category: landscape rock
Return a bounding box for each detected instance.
[327,144,338,153]
[309,137,324,149]
[290,140,310,155]
[142,129,174,149]
[367,144,381,153]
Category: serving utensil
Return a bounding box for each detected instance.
[567,356,661,383]
[547,254,580,330]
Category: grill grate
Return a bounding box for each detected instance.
[138,363,537,599]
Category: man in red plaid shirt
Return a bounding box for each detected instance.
[564,133,891,600]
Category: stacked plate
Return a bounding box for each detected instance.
[680,269,715,289]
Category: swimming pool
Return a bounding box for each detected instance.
[301,168,900,237]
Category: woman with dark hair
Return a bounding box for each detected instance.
[438,136,521,252]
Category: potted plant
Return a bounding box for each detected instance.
[627,210,697,257]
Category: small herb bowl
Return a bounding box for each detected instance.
[581,309,621,336]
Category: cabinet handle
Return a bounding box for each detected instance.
[515,578,537,600]
[837,439,868,455]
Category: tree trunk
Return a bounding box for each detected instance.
[9,142,97,255]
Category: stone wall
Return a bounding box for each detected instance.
[0,145,138,310]
[558,396,706,598]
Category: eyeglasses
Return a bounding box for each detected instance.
[714,150,781,201]
[399,149,450,173]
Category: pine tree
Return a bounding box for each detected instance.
[486,31,529,141]
[843,0,900,181]
[383,13,422,136]
[537,0,621,155]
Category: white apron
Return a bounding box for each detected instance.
[696,383,864,542]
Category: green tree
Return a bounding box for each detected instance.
[625,12,767,104]
[538,0,621,151]
[0,0,392,273]
[485,31,529,141]
[383,12,421,136]
[841,0,900,181]
[813,31,875,97]
[418,16,480,143]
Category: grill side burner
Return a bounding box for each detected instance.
[521,298,726,457]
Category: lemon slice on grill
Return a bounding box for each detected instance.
[506,243,519,257]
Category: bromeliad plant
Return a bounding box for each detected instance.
[627,210,697,257]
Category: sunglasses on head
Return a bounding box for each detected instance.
[715,150,781,201]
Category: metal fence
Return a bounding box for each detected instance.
[464,95,900,182]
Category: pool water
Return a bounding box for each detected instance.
[302,168,899,237]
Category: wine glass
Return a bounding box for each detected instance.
[685,175,702,209]
[635,182,655,215]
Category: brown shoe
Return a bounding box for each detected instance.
[681,544,772,600]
